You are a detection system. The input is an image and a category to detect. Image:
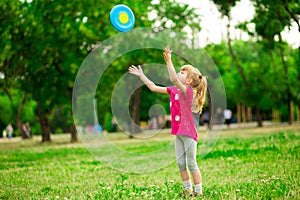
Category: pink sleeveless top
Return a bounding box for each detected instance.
[167,86,198,142]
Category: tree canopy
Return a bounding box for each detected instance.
[0,0,299,141]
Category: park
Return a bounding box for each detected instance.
[1,0,299,199]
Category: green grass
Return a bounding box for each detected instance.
[0,125,299,199]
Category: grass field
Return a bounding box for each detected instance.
[0,124,299,199]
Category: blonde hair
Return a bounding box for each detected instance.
[180,65,207,114]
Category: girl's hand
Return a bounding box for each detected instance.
[128,65,144,77]
[163,46,172,63]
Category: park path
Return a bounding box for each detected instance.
[1,121,299,146]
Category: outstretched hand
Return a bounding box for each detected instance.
[163,46,172,63]
[128,65,144,77]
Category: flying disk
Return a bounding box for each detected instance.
[110,4,135,32]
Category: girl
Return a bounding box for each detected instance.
[128,46,207,197]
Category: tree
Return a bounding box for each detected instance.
[0,0,32,137]
[247,0,299,124]
[211,0,265,126]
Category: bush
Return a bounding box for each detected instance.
[104,112,114,132]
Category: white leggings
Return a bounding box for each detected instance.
[175,135,199,173]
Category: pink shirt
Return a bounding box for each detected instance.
[167,86,198,142]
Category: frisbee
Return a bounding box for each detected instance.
[110,4,135,32]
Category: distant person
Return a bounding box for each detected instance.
[98,124,103,133]
[151,117,158,129]
[6,123,13,140]
[216,107,223,124]
[111,117,117,132]
[192,112,200,128]
[129,46,207,197]
[22,122,31,138]
[201,111,209,129]
[224,109,232,128]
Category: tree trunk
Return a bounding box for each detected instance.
[130,87,142,137]
[226,17,266,127]
[17,93,28,139]
[254,105,263,127]
[278,33,292,125]
[37,101,51,142]
[290,101,294,124]
[3,87,13,102]
[247,106,252,122]
[237,103,241,128]
[71,96,78,142]
[241,105,246,123]
[70,124,77,142]
[226,17,248,87]
[283,4,300,31]
[296,105,300,122]
[272,109,280,122]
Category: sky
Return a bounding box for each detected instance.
[176,0,300,48]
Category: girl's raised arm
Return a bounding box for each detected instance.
[163,46,187,94]
[128,65,167,94]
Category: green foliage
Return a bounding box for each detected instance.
[49,106,73,133]
[21,100,37,123]
[150,0,201,33]
[0,90,39,135]
[104,112,114,132]
[211,0,239,17]
[140,86,170,121]
[1,0,203,136]
[250,0,297,49]
[0,0,299,136]
[0,95,12,126]
[206,38,299,119]
[30,123,41,136]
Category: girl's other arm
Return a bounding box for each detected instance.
[128,65,167,94]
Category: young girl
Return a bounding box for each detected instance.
[128,46,207,197]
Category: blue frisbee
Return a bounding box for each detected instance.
[110,4,135,32]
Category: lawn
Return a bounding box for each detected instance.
[0,124,299,199]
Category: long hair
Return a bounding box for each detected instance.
[180,65,207,114]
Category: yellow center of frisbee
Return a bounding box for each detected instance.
[119,12,129,24]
